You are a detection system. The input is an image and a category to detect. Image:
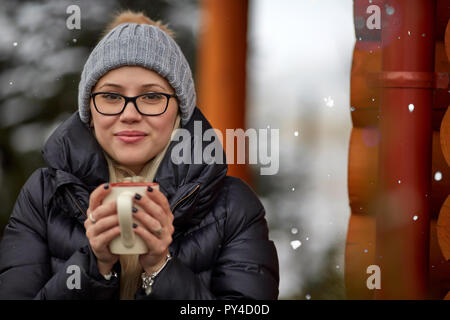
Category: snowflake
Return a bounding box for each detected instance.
[324,96,334,108]
[290,240,302,250]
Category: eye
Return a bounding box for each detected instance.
[100,93,121,100]
[142,93,164,100]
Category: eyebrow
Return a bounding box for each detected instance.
[98,83,168,91]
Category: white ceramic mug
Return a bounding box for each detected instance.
[104,182,159,255]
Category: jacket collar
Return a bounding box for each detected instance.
[42,108,228,229]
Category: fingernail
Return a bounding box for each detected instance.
[147,186,153,192]
[104,183,109,189]
[133,223,138,229]
[132,207,138,213]
[134,193,142,200]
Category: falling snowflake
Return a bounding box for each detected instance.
[291,187,295,192]
[421,33,426,37]
[9,81,13,85]
[364,249,368,253]
[291,228,298,235]
[290,240,302,250]
[408,31,411,36]
[72,38,77,43]
[305,294,311,300]
[350,106,355,112]
[336,265,340,270]
[413,215,418,221]
[434,171,442,181]
[324,96,334,108]
[305,237,309,241]
[398,180,402,184]
[408,104,414,112]
[13,42,18,46]
[385,5,395,15]
[294,131,299,137]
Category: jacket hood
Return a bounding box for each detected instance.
[42,107,228,230]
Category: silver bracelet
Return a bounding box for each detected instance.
[141,254,172,295]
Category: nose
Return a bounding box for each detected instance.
[119,100,142,123]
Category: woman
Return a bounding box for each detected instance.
[0,11,279,300]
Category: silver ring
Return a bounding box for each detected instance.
[89,212,96,224]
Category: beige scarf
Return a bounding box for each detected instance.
[103,114,180,300]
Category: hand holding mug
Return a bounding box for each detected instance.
[131,185,175,274]
[84,183,120,275]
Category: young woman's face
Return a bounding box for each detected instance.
[90,66,178,173]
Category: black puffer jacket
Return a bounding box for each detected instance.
[0,107,279,300]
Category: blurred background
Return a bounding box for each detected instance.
[0,0,354,299]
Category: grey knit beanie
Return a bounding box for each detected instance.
[78,23,196,126]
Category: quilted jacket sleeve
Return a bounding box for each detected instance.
[0,169,119,300]
[134,177,279,300]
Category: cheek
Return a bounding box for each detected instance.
[90,106,115,140]
[150,105,178,135]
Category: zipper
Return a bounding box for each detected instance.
[65,187,86,217]
[171,184,200,242]
[170,184,200,213]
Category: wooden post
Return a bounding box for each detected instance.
[196,0,251,185]
[375,0,436,299]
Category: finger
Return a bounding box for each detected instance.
[132,208,163,237]
[133,224,171,254]
[87,214,119,239]
[145,186,171,214]
[91,201,117,223]
[88,183,111,212]
[134,193,166,225]
[95,226,121,250]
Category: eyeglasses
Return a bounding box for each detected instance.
[91,92,176,116]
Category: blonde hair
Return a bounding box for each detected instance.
[99,10,176,300]
[109,113,180,299]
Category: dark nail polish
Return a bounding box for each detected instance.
[133,223,138,229]
[132,207,138,213]
[104,183,109,189]
[134,193,142,200]
[147,186,153,192]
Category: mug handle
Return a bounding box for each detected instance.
[117,191,136,248]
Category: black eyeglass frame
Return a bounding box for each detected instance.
[91,92,177,116]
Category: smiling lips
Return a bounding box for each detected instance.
[115,130,147,143]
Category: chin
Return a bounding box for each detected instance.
[115,154,147,165]
[114,151,153,167]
